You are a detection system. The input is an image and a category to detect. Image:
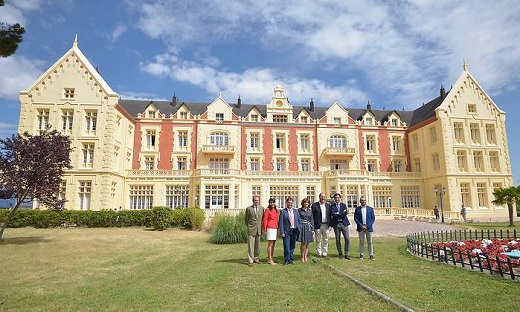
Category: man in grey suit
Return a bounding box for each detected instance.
[245,195,263,266]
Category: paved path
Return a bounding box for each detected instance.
[345,219,460,237]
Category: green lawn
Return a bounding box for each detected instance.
[0,228,518,311]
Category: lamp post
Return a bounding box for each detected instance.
[434,186,446,223]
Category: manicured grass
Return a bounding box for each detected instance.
[459,222,519,231]
[1,228,518,311]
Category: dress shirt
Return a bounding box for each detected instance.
[361,206,366,224]
[320,203,327,223]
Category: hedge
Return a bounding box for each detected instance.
[0,207,205,230]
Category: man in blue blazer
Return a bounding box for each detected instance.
[330,193,351,259]
[279,197,301,265]
[354,195,376,260]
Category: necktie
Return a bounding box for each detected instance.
[289,209,294,228]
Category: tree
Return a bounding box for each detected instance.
[0,0,26,57]
[0,130,72,239]
[491,186,519,227]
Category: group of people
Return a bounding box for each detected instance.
[245,193,375,266]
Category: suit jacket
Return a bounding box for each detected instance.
[278,208,302,236]
[330,202,350,227]
[354,205,375,232]
[311,201,331,229]
[245,205,263,236]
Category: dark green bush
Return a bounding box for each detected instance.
[150,206,172,231]
[186,207,205,231]
[210,211,247,244]
[170,208,187,227]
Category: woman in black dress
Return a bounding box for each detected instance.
[298,197,314,263]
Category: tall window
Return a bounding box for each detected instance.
[210,132,229,146]
[392,136,401,151]
[401,186,420,208]
[473,151,483,172]
[82,143,94,168]
[460,183,471,207]
[432,153,440,172]
[178,131,188,149]
[177,157,187,170]
[454,122,464,144]
[146,130,156,149]
[61,110,73,132]
[275,133,285,151]
[300,158,310,171]
[166,185,189,208]
[250,157,260,171]
[275,158,286,171]
[430,127,437,144]
[457,151,467,172]
[413,158,421,172]
[78,181,91,210]
[37,109,50,130]
[210,158,229,174]
[250,132,260,151]
[365,135,375,153]
[85,110,97,133]
[345,185,358,209]
[300,134,310,152]
[330,135,347,148]
[485,124,496,145]
[411,134,418,151]
[145,156,154,170]
[269,186,298,209]
[367,159,377,172]
[330,159,348,170]
[204,185,229,209]
[58,180,67,201]
[306,186,315,204]
[476,182,488,207]
[470,123,480,144]
[129,185,153,210]
[372,186,392,208]
[393,159,403,172]
[488,151,499,172]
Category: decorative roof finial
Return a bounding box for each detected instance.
[73,34,78,48]
[463,59,467,71]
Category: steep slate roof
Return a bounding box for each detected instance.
[117,91,445,128]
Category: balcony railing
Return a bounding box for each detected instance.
[126,170,192,176]
[201,145,235,154]
[243,170,322,177]
[323,147,356,156]
[194,169,241,175]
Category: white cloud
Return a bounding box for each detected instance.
[106,24,127,43]
[141,54,367,106]
[0,56,45,99]
[12,0,44,10]
[0,3,26,25]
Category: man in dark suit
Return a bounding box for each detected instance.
[354,195,376,260]
[311,193,331,257]
[330,193,351,259]
[279,197,301,265]
[245,195,263,266]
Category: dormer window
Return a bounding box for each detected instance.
[333,117,341,125]
[391,118,398,126]
[148,110,156,118]
[64,88,75,99]
[179,111,188,119]
[250,114,258,122]
[216,113,224,122]
[365,117,373,126]
[300,116,308,123]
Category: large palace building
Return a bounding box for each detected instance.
[17,39,513,220]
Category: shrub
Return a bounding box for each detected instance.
[186,207,205,231]
[170,208,187,227]
[210,211,247,244]
[150,206,172,231]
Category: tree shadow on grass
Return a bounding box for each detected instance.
[0,236,50,245]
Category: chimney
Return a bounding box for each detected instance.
[171,93,177,106]
[309,98,315,111]
[367,100,372,110]
[237,95,241,108]
[440,84,446,99]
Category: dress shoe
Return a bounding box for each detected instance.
[359,255,364,260]
[369,255,375,261]
[338,255,343,259]
[345,255,351,260]
[283,261,290,266]
[253,259,260,264]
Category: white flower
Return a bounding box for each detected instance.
[509,240,518,245]
[458,241,466,246]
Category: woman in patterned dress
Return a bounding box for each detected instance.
[298,197,314,263]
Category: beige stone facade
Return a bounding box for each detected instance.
[18,40,513,220]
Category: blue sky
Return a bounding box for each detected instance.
[0,0,519,183]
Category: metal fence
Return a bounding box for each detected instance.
[407,229,519,280]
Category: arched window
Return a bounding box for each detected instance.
[210,132,229,146]
[329,135,347,148]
